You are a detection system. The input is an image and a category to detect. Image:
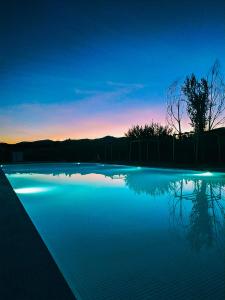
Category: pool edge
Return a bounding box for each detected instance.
[0,168,76,300]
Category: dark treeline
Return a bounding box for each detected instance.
[126,61,225,138]
[1,61,225,168]
[123,60,225,167]
[1,127,225,167]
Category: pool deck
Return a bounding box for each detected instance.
[0,169,75,299]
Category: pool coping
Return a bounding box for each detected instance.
[0,168,75,300]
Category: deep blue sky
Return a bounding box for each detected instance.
[0,0,224,142]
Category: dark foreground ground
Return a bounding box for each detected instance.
[0,169,75,300]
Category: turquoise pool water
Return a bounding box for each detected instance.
[3,163,225,300]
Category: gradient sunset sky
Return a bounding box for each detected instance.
[1,0,225,143]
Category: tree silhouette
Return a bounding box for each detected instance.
[125,122,172,139]
[183,74,209,134]
[207,60,225,130]
[167,80,185,138]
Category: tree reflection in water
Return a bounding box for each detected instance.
[124,170,225,253]
[168,179,225,252]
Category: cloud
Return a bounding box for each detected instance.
[106,81,145,89]
[74,88,100,95]
[74,81,145,100]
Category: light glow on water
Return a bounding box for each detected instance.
[194,171,213,177]
[14,187,51,194]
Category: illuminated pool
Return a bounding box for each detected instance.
[3,163,225,300]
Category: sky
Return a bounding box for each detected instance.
[0,0,225,143]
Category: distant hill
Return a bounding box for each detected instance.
[8,136,120,146]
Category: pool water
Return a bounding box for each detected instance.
[3,163,225,300]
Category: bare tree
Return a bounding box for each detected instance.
[207,60,225,130]
[166,80,185,138]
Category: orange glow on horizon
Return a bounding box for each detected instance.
[1,105,191,144]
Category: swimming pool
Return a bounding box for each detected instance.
[3,163,225,299]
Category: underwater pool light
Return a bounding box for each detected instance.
[14,187,50,194]
[195,171,213,177]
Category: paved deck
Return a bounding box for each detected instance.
[0,169,75,300]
